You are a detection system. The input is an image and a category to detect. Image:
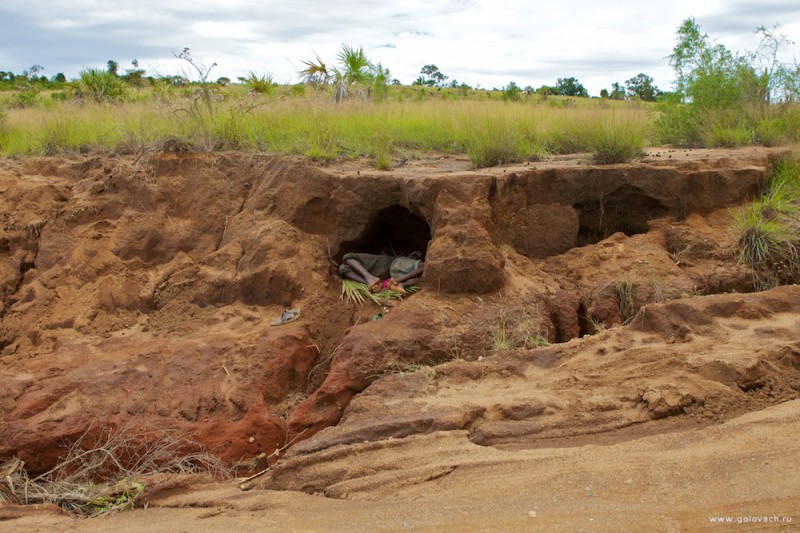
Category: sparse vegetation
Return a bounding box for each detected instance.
[656,19,800,147]
[616,279,637,323]
[0,91,652,165]
[491,310,549,353]
[0,420,228,516]
[734,154,800,288]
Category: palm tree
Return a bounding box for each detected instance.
[335,44,372,86]
[302,44,388,102]
[299,52,330,86]
[333,44,373,101]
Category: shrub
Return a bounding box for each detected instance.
[242,72,274,95]
[12,86,40,107]
[75,68,127,102]
[654,96,702,146]
[501,81,522,101]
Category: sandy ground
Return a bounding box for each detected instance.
[5,399,798,532]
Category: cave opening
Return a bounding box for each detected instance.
[574,184,669,246]
[336,205,431,261]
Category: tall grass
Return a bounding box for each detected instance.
[0,90,654,163]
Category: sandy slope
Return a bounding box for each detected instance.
[5,398,798,532]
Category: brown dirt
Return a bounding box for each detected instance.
[1,146,799,531]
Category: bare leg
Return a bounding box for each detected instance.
[343,271,368,284]
[345,258,380,289]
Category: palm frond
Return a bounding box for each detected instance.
[341,279,369,304]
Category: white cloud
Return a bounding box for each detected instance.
[1,0,798,94]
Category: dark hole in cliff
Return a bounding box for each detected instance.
[336,205,431,260]
[574,184,669,246]
[577,303,593,338]
[19,261,35,275]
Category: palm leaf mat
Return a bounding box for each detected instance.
[341,279,418,305]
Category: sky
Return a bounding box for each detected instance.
[1,0,799,96]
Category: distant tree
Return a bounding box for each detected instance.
[216,76,231,86]
[107,60,119,76]
[416,64,448,87]
[600,88,609,98]
[502,81,522,101]
[331,43,374,101]
[300,45,390,101]
[51,73,67,83]
[334,44,371,87]
[609,82,626,100]
[123,59,146,87]
[555,77,588,97]
[536,85,556,99]
[625,73,661,101]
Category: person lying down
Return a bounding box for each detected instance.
[338,251,424,294]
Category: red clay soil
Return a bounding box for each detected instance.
[1,146,799,531]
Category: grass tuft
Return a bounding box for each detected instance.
[734,155,800,288]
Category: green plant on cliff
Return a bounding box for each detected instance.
[616,279,637,323]
[734,155,800,288]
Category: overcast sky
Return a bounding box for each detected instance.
[1,1,799,95]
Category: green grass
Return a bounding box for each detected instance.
[588,111,647,164]
[734,154,800,288]
[0,88,654,165]
[3,83,792,166]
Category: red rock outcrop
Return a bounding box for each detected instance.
[0,148,790,474]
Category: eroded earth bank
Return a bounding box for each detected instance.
[1,147,799,531]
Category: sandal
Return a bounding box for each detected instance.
[271,309,300,326]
